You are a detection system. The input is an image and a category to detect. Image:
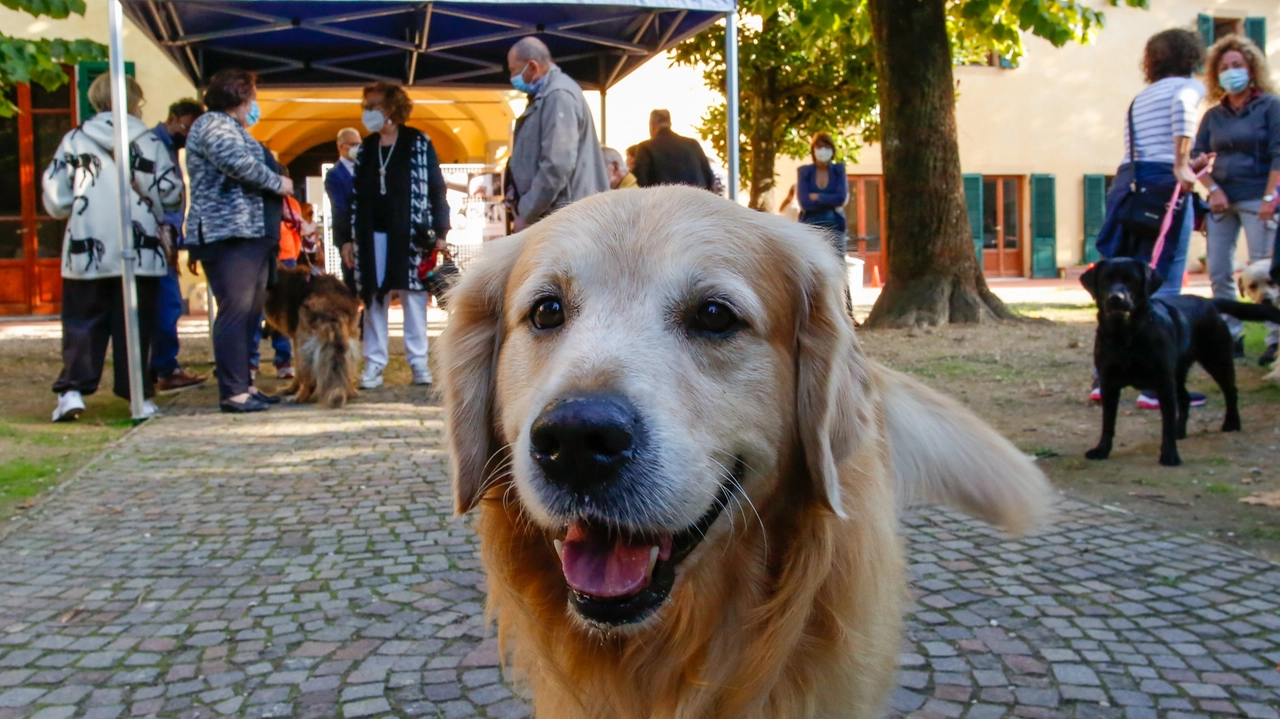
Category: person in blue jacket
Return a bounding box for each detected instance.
[326,127,361,294]
[796,132,849,255]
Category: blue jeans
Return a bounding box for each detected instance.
[1096,161,1190,297]
[150,266,184,375]
[251,259,294,369]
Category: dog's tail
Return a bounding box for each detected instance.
[309,311,356,408]
[1213,298,1280,324]
[875,365,1054,535]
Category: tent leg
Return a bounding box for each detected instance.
[600,88,607,145]
[108,0,147,420]
[725,10,739,202]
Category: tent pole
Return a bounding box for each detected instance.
[725,8,739,202]
[108,0,147,420]
[600,88,607,145]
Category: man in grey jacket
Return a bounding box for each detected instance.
[505,37,609,229]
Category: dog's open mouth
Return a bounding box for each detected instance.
[552,463,740,627]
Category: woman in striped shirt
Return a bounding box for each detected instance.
[1091,29,1209,409]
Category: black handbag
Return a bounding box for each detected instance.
[1116,101,1184,242]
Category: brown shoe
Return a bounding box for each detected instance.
[157,368,208,394]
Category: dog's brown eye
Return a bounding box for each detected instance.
[689,301,739,335]
[530,297,565,330]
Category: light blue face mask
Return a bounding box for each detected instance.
[245,99,261,127]
[1219,67,1251,95]
[510,62,545,95]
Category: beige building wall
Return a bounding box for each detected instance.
[0,2,197,125]
[824,0,1280,271]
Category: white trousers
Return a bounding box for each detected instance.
[362,232,429,371]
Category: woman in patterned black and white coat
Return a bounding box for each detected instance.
[43,72,183,422]
[337,82,450,390]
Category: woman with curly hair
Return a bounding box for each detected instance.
[1193,34,1280,365]
[337,82,450,390]
[1090,28,1208,409]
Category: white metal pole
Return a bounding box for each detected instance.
[600,88,607,145]
[108,0,147,420]
[725,8,740,202]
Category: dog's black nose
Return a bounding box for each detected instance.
[530,393,640,490]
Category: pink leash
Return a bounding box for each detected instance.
[1148,165,1212,270]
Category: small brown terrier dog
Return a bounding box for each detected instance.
[264,266,361,407]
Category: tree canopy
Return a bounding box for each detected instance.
[671,4,879,210]
[1,0,106,117]
[674,0,1149,210]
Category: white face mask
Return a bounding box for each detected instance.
[362,109,386,134]
[346,145,360,161]
[814,147,834,163]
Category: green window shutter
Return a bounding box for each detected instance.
[76,61,135,124]
[1030,174,1057,278]
[962,173,983,270]
[1082,174,1106,265]
[1198,14,1215,48]
[1245,17,1266,52]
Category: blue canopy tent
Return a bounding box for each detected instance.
[103,0,740,418]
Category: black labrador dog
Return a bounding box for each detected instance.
[1081,258,1240,466]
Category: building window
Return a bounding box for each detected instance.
[1199,14,1266,51]
[966,51,1016,69]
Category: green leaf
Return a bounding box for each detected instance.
[0,0,88,21]
[0,31,106,117]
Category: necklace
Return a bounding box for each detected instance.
[377,137,397,195]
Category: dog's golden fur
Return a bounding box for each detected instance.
[438,187,1051,719]
[1238,260,1280,383]
[264,266,361,407]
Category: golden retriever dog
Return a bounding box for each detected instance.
[264,266,361,407]
[1237,259,1280,375]
[438,187,1052,719]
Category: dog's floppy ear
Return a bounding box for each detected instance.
[438,234,525,515]
[1238,273,1246,299]
[1080,262,1100,300]
[793,250,870,520]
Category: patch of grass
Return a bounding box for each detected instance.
[1242,321,1271,358]
[0,424,17,439]
[1204,482,1235,495]
[1242,526,1280,541]
[0,460,60,501]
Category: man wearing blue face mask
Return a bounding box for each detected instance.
[504,36,609,230]
[1193,34,1280,365]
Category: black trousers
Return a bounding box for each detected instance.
[200,237,272,401]
[54,277,159,400]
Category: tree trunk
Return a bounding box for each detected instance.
[747,13,780,211]
[863,0,1016,327]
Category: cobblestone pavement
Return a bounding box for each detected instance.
[0,401,1277,719]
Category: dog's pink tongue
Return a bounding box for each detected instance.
[561,522,655,598]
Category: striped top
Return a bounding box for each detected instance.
[1122,76,1206,164]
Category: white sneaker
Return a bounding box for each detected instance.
[359,365,384,389]
[52,391,85,423]
[411,363,433,386]
[140,400,160,419]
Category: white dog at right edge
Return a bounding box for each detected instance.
[1236,259,1280,380]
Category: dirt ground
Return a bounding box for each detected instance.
[859,302,1280,561]
[2,302,1278,559]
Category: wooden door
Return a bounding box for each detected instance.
[981,176,1024,278]
[0,80,73,315]
[846,175,885,285]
